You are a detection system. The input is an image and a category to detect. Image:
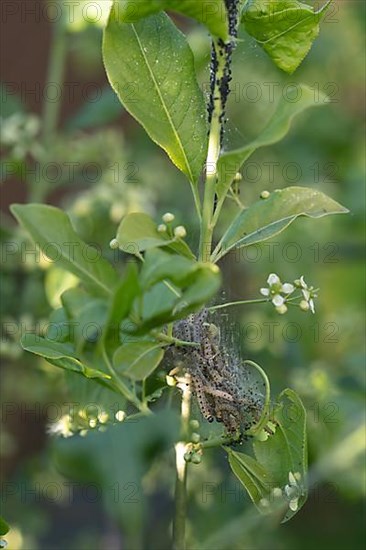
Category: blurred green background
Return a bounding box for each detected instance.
[1,1,365,549]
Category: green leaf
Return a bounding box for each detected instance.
[253,388,308,522]
[113,341,165,380]
[61,287,93,319]
[11,204,118,296]
[136,249,222,330]
[241,0,331,73]
[0,516,9,536]
[61,288,108,351]
[102,263,140,355]
[103,10,208,185]
[45,308,71,343]
[213,187,349,261]
[45,267,79,309]
[216,84,328,203]
[113,0,229,41]
[227,449,279,513]
[227,389,308,522]
[115,212,195,259]
[139,248,197,289]
[140,281,179,325]
[21,334,113,384]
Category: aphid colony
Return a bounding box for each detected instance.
[172,310,264,435]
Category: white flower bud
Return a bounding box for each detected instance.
[98,411,109,424]
[115,410,126,422]
[300,300,310,311]
[260,190,270,199]
[109,238,119,249]
[276,304,288,315]
[234,172,242,182]
[174,226,187,238]
[157,224,167,233]
[162,212,175,223]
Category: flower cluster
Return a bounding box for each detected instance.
[260,273,318,314]
[1,113,42,159]
[158,212,187,239]
[259,471,304,514]
[284,471,303,512]
[47,407,126,438]
[295,276,317,314]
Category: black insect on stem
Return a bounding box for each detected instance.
[207,0,240,210]
[207,0,240,132]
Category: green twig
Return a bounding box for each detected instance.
[30,1,67,203]
[155,331,200,348]
[199,39,227,262]
[173,375,191,550]
[102,348,150,414]
[42,2,67,145]
[208,298,269,310]
[198,434,239,449]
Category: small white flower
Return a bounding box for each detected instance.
[284,471,302,512]
[157,224,167,233]
[162,212,175,223]
[295,276,317,314]
[174,226,187,239]
[47,414,74,438]
[260,273,294,313]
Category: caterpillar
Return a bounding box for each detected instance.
[172,309,264,435]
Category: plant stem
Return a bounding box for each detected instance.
[208,298,269,310]
[199,434,238,449]
[42,2,67,145]
[102,348,150,414]
[30,1,67,203]
[199,40,227,262]
[155,332,200,348]
[173,375,191,550]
